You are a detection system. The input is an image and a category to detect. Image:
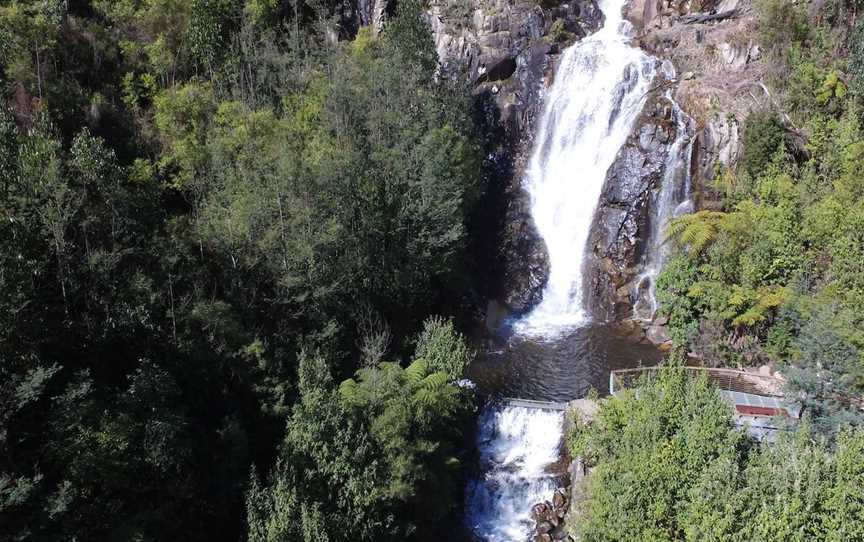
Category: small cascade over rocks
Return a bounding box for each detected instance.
[466,406,566,541]
[632,61,696,321]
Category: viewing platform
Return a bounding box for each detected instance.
[609,366,801,440]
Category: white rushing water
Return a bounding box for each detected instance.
[514,0,656,336]
[466,2,663,540]
[633,61,695,320]
[466,406,565,541]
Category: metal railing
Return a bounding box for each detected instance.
[609,366,784,397]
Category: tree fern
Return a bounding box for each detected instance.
[412,371,450,407]
[404,359,429,388]
[666,211,729,257]
[338,378,367,407]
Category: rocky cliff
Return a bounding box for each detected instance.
[586,81,685,321]
[627,0,762,198]
[587,0,762,325]
[428,0,602,315]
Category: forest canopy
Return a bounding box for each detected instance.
[0,0,485,540]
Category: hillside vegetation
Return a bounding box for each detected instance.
[0,1,483,540]
[658,0,864,432]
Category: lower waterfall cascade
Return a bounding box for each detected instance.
[465,406,565,542]
[465,1,696,541]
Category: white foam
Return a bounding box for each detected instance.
[466,406,564,541]
[514,0,656,337]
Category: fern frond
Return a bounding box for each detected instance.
[339,378,362,405]
[666,210,730,257]
[418,371,448,391]
[404,359,428,387]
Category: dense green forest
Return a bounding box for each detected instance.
[0,1,487,540]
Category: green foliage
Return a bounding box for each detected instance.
[739,111,787,178]
[414,316,474,381]
[0,3,484,541]
[575,365,745,540]
[248,340,473,542]
[850,18,864,97]
[547,18,571,43]
[655,255,700,346]
[656,3,864,417]
[656,0,864,437]
[573,367,864,541]
[783,308,864,436]
[666,210,729,257]
[756,0,810,56]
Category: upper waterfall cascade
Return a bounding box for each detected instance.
[514,0,656,336]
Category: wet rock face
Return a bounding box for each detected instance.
[531,488,570,541]
[500,187,549,313]
[625,0,760,192]
[579,0,759,322]
[429,0,602,314]
[586,91,680,320]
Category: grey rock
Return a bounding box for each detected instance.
[585,88,679,321]
[551,527,568,540]
[646,324,671,345]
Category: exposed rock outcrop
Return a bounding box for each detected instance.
[626,0,762,194]
[585,82,682,320]
[429,0,602,315]
[587,0,762,323]
[531,488,570,541]
[356,0,390,32]
[430,0,601,137]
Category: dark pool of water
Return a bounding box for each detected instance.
[468,321,664,402]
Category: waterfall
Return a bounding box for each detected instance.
[465,406,565,541]
[466,2,661,540]
[514,0,656,336]
[466,1,700,539]
[633,61,695,321]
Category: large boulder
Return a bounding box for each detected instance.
[585,87,680,320]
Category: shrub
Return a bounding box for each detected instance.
[739,110,787,178]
